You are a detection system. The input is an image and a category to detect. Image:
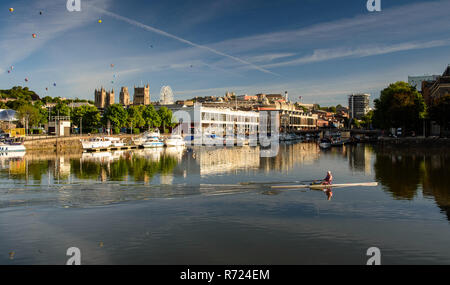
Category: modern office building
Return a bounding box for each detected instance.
[348,94,370,120]
[167,104,260,138]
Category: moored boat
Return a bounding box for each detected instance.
[104,137,125,147]
[81,137,112,150]
[165,135,186,147]
[319,138,331,149]
[0,139,26,152]
[142,136,164,148]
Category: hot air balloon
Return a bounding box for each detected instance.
[32,33,37,38]
[10,66,13,70]
[110,64,114,68]
[45,87,48,91]
[24,78,29,82]
[98,19,102,23]
[53,83,56,87]
[7,70,11,74]
[39,11,43,15]
[9,8,14,12]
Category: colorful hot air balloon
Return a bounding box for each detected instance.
[7,70,11,74]
[110,64,114,68]
[10,66,13,70]
[98,19,102,23]
[45,87,48,91]
[32,33,37,38]
[9,8,14,12]
[24,78,29,82]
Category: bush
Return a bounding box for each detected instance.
[133,128,140,134]
[113,127,120,134]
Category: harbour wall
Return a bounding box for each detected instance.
[378,137,450,147]
[24,134,141,152]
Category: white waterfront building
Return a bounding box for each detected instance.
[169,104,260,137]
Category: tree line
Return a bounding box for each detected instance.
[0,86,175,135]
[372,81,450,136]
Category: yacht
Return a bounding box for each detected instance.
[104,137,125,147]
[81,137,112,150]
[133,129,160,146]
[142,136,164,148]
[165,135,186,147]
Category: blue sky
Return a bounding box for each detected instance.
[1,0,450,106]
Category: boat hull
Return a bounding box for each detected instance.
[142,142,164,148]
[0,144,26,152]
[319,143,331,149]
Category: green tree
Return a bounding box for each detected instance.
[33,101,48,125]
[143,105,161,129]
[103,104,128,130]
[429,94,450,136]
[17,105,41,132]
[6,98,30,110]
[126,105,145,131]
[72,105,101,133]
[361,110,374,129]
[373,81,426,132]
[157,106,175,132]
[41,96,54,104]
[50,102,71,117]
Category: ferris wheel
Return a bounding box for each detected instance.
[160,85,174,105]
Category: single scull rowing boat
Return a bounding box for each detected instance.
[271,182,378,189]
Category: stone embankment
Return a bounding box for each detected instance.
[23,134,141,153]
[378,136,450,147]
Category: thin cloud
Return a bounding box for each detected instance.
[87,4,279,76]
[263,40,450,68]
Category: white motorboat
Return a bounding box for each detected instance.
[203,134,224,146]
[319,138,332,149]
[104,137,125,147]
[165,135,186,147]
[133,130,160,146]
[81,137,112,150]
[0,141,26,152]
[142,136,164,148]
[148,129,161,138]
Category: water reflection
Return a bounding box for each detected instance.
[374,147,450,220]
[1,143,450,221]
[259,142,320,173]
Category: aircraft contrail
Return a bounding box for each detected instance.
[88,5,279,76]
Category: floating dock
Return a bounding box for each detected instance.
[83,145,142,153]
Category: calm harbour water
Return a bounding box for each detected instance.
[1,142,449,265]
